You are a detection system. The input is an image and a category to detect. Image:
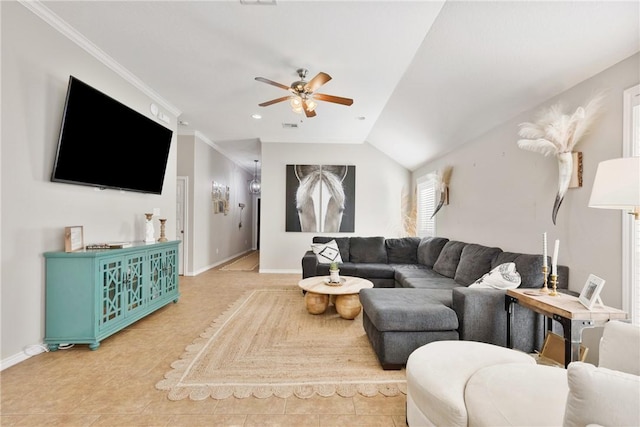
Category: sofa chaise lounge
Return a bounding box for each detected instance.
[302,236,569,369]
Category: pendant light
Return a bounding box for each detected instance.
[248,160,261,194]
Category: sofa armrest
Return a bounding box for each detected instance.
[302,250,318,279]
[452,287,545,353]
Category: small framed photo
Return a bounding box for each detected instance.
[578,274,605,310]
[64,226,84,252]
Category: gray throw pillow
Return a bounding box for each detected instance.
[386,237,421,264]
[454,243,502,285]
[432,241,467,278]
[417,237,450,268]
[350,236,387,263]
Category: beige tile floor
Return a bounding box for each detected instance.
[1,257,407,426]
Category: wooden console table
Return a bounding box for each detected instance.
[505,288,627,367]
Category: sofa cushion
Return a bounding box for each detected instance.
[315,261,357,277]
[402,277,460,290]
[310,239,343,264]
[417,237,449,268]
[359,289,458,332]
[465,363,568,427]
[492,252,544,288]
[598,320,640,375]
[454,244,502,286]
[350,236,387,263]
[563,362,640,427]
[386,237,421,264]
[432,241,466,278]
[468,262,521,289]
[355,263,395,279]
[313,236,350,262]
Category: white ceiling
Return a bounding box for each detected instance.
[40,1,639,173]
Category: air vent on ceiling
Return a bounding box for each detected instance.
[240,0,276,5]
[282,123,298,129]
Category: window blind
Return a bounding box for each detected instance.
[416,174,436,237]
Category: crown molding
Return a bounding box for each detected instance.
[18,0,182,117]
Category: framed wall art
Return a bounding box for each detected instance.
[285,164,355,232]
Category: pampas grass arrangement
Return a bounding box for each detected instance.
[517,92,605,224]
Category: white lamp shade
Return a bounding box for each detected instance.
[589,157,640,209]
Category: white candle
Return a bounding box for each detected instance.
[543,232,548,268]
[551,239,559,275]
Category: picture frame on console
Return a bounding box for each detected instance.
[64,226,84,252]
[578,274,605,310]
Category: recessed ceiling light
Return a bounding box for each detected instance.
[251,114,262,119]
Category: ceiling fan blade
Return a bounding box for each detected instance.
[258,96,291,107]
[313,93,354,106]
[255,77,290,91]
[304,72,331,93]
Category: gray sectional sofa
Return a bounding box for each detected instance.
[302,236,569,369]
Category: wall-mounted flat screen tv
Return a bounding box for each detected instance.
[51,76,173,195]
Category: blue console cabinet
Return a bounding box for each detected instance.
[44,240,179,350]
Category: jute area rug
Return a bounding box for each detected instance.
[156,288,406,400]
[219,251,259,271]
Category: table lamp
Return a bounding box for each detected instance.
[589,157,640,220]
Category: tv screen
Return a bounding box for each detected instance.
[51,76,173,195]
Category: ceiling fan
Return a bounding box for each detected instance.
[255,68,353,118]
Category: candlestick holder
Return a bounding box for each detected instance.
[541,265,549,294]
[549,274,558,296]
[157,218,168,242]
[144,213,155,243]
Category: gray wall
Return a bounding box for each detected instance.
[413,53,639,363]
[3,0,635,368]
[414,53,639,304]
[1,3,181,363]
[177,133,254,276]
[259,141,412,272]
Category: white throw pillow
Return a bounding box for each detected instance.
[563,362,640,427]
[311,240,343,264]
[468,262,521,289]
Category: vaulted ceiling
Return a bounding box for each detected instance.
[40,1,640,173]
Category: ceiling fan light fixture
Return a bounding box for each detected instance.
[256,68,353,117]
[305,99,317,112]
[290,96,304,113]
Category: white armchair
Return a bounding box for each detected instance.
[406,320,640,427]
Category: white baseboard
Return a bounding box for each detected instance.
[258,268,301,274]
[1,343,48,371]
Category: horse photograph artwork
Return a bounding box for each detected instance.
[285,164,355,232]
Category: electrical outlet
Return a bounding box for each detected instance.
[153,208,160,216]
[216,248,219,254]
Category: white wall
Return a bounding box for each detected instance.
[177,133,254,275]
[260,141,411,272]
[413,53,639,363]
[414,53,639,304]
[1,3,179,364]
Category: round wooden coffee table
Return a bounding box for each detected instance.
[298,276,374,319]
